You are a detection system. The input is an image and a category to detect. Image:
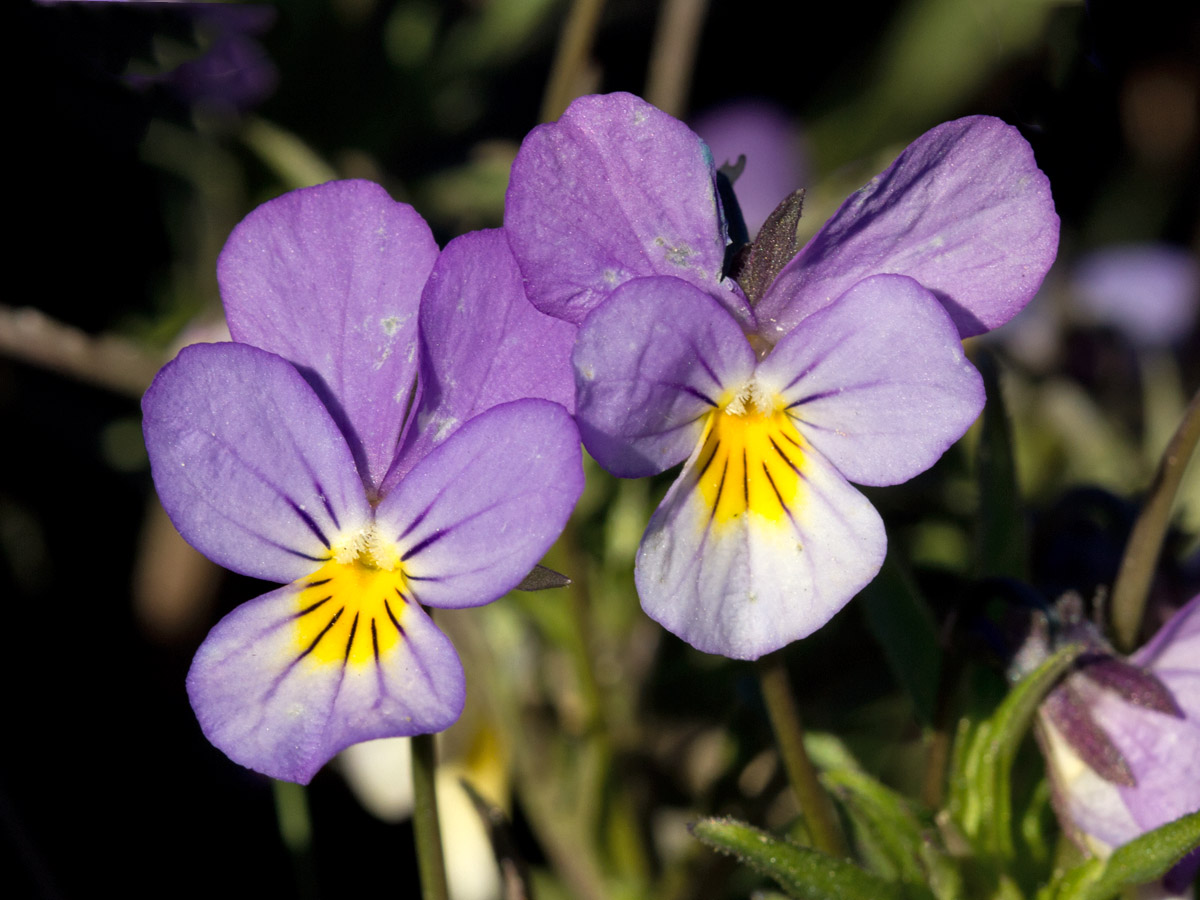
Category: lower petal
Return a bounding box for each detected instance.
[187,579,465,784]
[635,434,885,660]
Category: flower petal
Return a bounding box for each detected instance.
[573,276,757,478]
[375,399,583,609]
[757,274,984,487]
[142,342,371,583]
[384,229,578,490]
[636,434,885,660]
[187,579,464,784]
[758,116,1059,340]
[1133,593,1200,675]
[505,92,744,325]
[218,180,439,491]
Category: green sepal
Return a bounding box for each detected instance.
[949,644,1084,861]
[735,189,806,305]
[689,816,913,900]
[1042,810,1200,900]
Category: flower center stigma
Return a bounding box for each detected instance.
[293,524,411,668]
[695,380,808,526]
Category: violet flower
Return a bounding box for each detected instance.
[505,93,1058,659]
[1033,594,1200,892]
[143,180,582,783]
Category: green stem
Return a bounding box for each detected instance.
[412,733,450,900]
[273,779,318,900]
[756,652,847,858]
[1111,385,1200,652]
[645,0,710,117]
[539,0,607,123]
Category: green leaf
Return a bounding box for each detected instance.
[975,352,1027,581]
[690,817,906,900]
[949,644,1084,861]
[1048,810,1200,900]
[822,768,948,899]
[858,555,942,724]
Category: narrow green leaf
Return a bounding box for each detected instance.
[859,555,942,724]
[975,352,1027,581]
[950,645,1084,861]
[690,817,905,900]
[1051,810,1200,900]
[823,768,932,886]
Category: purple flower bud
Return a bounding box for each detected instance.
[1037,594,1200,886]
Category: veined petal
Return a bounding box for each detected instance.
[218,180,439,492]
[142,342,371,583]
[636,424,886,660]
[573,277,757,478]
[385,229,577,490]
[505,92,744,325]
[375,400,583,609]
[757,274,984,487]
[187,577,464,784]
[758,116,1059,340]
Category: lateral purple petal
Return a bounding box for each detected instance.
[758,116,1059,340]
[375,400,583,609]
[757,274,984,486]
[506,92,736,325]
[187,580,464,784]
[385,230,577,489]
[142,342,371,583]
[573,277,757,478]
[218,180,439,491]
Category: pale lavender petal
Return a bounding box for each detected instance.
[757,274,984,487]
[1134,594,1200,674]
[1093,677,1200,837]
[375,400,583,609]
[218,180,439,492]
[636,435,885,660]
[187,579,464,784]
[1073,244,1199,345]
[757,116,1059,340]
[505,92,744,325]
[693,99,807,237]
[384,229,577,490]
[572,276,757,478]
[142,342,371,583]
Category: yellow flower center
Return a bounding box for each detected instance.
[293,526,411,668]
[695,381,808,526]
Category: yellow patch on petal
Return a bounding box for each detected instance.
[695,383,808,527]
[293,527,411,668]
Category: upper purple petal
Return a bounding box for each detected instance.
[375,400,583,609]
[384,229,577,490]
[572,276,757,478]
[218,180,439,493]
[505,92,742,325]
[142,342,371,583]
[756,274,985,486]
[757,116,1059,340]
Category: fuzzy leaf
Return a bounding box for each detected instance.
[690,817,907,900]
[951,644,1084,860]
[1047,810,1200,900]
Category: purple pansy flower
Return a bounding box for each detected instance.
[505,93,1058,659]
[1032,594,1200,893]
[143,180,582,783]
